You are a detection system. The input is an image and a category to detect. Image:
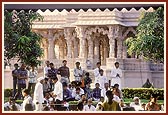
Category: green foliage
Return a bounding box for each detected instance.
[126,7,164,62]
[122,88,164,100]
[4,10,43,67]
[4,89,13,97]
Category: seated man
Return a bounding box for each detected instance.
[4,97,21,111]
[63,82,73,102]
[72,87,84,101]
[130,97,144,111]
[92,83,101,101]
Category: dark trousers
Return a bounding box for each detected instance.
[17,84,26,99]
[13,79,17,97]
[28,83,36,94]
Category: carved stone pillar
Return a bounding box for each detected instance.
[73,39,78,58]
[66,39,72,58]
[94,40,100,61]
[117,39,123,58]
[48,39,55,59]
[109,37,115,58]
[88,39,93,58]
[123,42,127,59]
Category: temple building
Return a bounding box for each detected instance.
[4,5,164,88]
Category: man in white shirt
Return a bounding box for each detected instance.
[94,62,101,85]
[101,82,110,101]
[83,99,96,111]
[4,97,21,111]
[33,77,44,111]
[110,62,122,89]
[95,69,108,89]
[74,62,84,82]
[52,77,63,111]
[43,60,50,77]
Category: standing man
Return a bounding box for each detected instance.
[58,60,70,84]
[17,63,28,99]
[43,60,50,78]
[28,65,37,94]
[94,62,101,85]
[48,63,57,91]
[33,77,44,111]
[74,62,84,82]
[12,63,19,97]
[52,77,63,111]
[110,62,122,89]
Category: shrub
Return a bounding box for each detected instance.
[122,88,164,100]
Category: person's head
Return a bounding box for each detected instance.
[63,60,67,66]
[95,83,100,88]
[31,65,35,71]
[115,62,119,68]
[97,102,103,109]
[75,62,80,68]
[99,69,104,76]
[100,97,105,102]
[85,72,90,77]
[22,89,29,97]
[76,87,80,94]
[104,82,109,89]
[21,63,26,69]
[133,97,140,105]
[106,90,113,99]
[45,60,50,66]
[52,77,58,83]
[8,97,15,104]
[44,77,49,83]
[150,94,158,103]
[14,63,19,69]
[76,81,82,88]
[96,62,101,68]
[114,84,119,89]
[87,98,93,105]
[49,63,54,69]
[71,81,77,88]
[81,94,86,101]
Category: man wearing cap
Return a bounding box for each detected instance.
[33,77,44,111]
[12,63,19,97]
[110,62,122,90]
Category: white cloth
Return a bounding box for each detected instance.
[94,68,101,84]
[37,77,44,82]
[130,102,143,111]
[22,95,33,111]
[33,82,44,104]
[43,66,50,77]
[113,94,121,103]
[83,105,96,111]
[95,75,108,89]
[72,88,84,100]
[53,81,63,101]
[110,67,122,89]
[74,68,84,81]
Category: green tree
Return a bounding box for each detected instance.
[126,7,164,63]
[4,10,43,67]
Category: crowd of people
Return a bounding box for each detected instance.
[4,60,163,111]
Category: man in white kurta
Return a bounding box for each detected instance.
[93,62,101,85]
[33,77,44,111]
[110,62,122,89]
[95,69,108,89]
[52,77,63,111]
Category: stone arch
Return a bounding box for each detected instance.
[40,38,49,60]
